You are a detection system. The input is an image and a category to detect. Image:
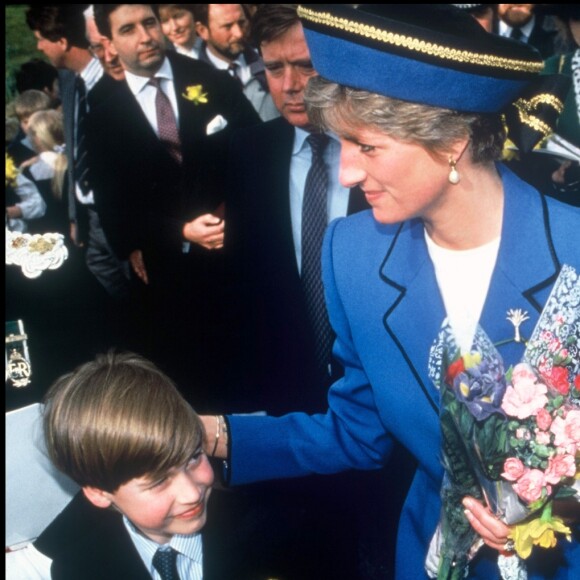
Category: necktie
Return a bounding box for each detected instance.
[510,27,524,42]
[74,75,90,195]
[149,77,182,164]
[152,547,180,580]
[301,133,334,376]
[228,62,243,88]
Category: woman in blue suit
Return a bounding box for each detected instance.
[203,5,579,578]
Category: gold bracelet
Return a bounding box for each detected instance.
[210,415,220,457]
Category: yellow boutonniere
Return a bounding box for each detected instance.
[6,153,18,187]
[182,85,208,105]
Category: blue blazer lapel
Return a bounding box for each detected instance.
[376,165,561,413]
[380,219,445,414]
[479,165,561,365]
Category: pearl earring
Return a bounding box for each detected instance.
[448,158,460,184]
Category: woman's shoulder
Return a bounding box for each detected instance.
[325,210,411,270]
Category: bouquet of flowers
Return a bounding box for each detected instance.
[426,264,580,580]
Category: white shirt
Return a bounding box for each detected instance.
[425,231,500,353]
[124,58,180,136]
[8,171,47,232]
[175,44,199,60]
[290,127,350,273]
[124,516,204,580]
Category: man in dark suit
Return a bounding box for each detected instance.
[225,4,368,415]
[497,4,557,59]
[222,7,412,579]
[88,4,261,400]
[25,5,131,302]
[194,4,278,121]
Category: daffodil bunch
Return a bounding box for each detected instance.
[509,502,572,559]
[6,153,18,187]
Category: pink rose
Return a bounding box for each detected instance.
[511,363,537,384]
[545,454,576,485]
[535,430,551,446]
[536,408,552,431]
[502,457,526,481]
[502,376,548,419]
[551,410,580,447]
[516,427,531,440]
[513,469,551,504]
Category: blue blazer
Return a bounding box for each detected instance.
[227,165,580,579]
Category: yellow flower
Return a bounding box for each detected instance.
[6,153,18,187]
[182,85,208,105]
[510,514,572,559]
[462,352,481,369]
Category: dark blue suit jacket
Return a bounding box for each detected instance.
[225,117,369,414]
[86,52,260,270]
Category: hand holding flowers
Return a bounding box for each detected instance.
[427,265,579,579]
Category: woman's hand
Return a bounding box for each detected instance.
[463,496,512,553]
[200,415,228,459]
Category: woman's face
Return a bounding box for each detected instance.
[336,123,453,224]
[159,7,196,50]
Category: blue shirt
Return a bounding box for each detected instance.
[290,127,350,273]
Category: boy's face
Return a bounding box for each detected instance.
[85,450,214,544]
[19,115,32,134]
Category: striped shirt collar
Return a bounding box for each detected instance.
[122,515,203,578]
[80,56,104,92]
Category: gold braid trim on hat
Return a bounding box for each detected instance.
[298,6,543,74]
[512,94,565,137]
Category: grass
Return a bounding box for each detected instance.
[5,5,42,104]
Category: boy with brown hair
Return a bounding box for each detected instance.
[8,89,55,166]
[6,352,214,579]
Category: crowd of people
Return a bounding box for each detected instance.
[5,4,580,580]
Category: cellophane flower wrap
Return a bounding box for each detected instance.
[426,265,580,580]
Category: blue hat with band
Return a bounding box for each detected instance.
[298,4,570,152]
[298,4,545,113]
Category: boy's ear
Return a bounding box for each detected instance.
[82,486,113,509]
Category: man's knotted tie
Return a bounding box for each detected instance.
[301,132,334,376]
[152,547,180,580]
[149,77,182,164]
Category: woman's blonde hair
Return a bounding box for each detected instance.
[305,76,505,163]
[43,352,204,492]
[27,109,67,199]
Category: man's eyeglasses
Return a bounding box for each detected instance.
[89,44,105,59]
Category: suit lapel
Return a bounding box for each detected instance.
[380,219,444,414]
[479,165,560,365]
[271,120,297,273]
[377,165,561,414]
